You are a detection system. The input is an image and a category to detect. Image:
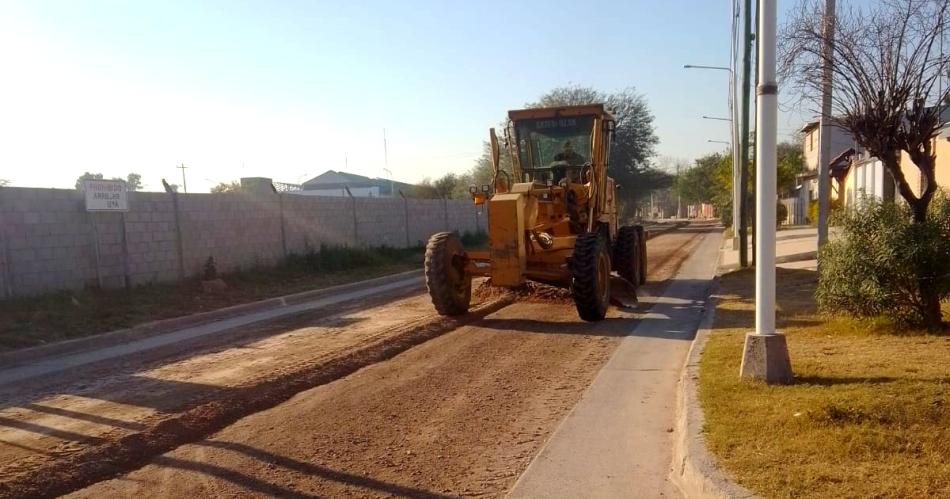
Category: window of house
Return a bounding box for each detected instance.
[809,132,814,151]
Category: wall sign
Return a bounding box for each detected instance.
[83,179,128,211]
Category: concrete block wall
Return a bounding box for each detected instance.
[0,186,483,298]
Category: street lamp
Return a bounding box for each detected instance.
[708,140,731,145]
[686,62,745,260]
[702,115,733,122]
[683,64,731,71]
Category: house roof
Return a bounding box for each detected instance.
[300,170,413,195]
[800,121,820,134]
[829,147,856,179]
[302,170,374,187]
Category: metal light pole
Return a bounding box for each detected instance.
[740,0,792,384]
[738,0,754,270]
[685,63,743,258]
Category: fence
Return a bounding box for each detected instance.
[0,187,485,299]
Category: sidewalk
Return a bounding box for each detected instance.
[719,226,819,271]
[507,228,722,499]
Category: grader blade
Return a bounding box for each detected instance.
[609,276,639,309]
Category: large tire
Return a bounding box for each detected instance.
[424,232,472,316]
[635,225,648,285]
[570,232,611,321]
[613,225,641,286]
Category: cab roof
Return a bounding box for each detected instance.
[507,104,614,122]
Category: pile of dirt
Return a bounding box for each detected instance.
[473,280,573,304]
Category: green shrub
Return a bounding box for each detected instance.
[807,197,842,226]
[816,194,950,328]
[776,202,788,227]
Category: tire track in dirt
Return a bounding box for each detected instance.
[0,296,514,499]
[3,225,710,498]
[62,226,716,499]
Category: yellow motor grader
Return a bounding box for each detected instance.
[424,104,646,321]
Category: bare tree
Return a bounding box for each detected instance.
[783,0,950,326]
[782,0,950,223]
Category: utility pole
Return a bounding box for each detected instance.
[738,0,753,269]
[817,0,836,249]
[740,0,792,384]
[177,163,188,193]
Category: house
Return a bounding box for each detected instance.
[897,123,950,199]
[840,148,895,208]
[782,120,857,224]
[798,120,856,203]
[292,170,413,197]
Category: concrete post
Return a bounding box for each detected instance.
[89,211,103,289]
[170,191,186,280]
[120,210,131,289]
[740,0,793,384]
[442,197,449,231]
[278,192,287,258]
[399,190,410,248]
[345,187,358,247]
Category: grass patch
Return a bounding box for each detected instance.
[0,245,424,352]
[700,267,950,499]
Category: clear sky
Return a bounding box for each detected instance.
[0,0,808,192]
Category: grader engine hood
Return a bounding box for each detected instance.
[487,184,538,287]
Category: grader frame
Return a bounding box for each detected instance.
[424,104,647,321]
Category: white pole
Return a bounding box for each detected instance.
[755,0,777,336]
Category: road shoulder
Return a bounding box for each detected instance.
[669,282,759,499]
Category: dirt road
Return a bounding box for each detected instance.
[0,226,712,498]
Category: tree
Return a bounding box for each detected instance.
[126,173,143,192]
[776,142,805,196]
[75,172,104,189]
[210,180,241,193]
[782,0,950,327]
[411,173,469,199]
[782,0,948,222]
[0,179,9,187]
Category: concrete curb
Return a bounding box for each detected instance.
[670,277,760,499]
[0,269,424,367]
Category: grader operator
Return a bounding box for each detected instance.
[424,104,647,321]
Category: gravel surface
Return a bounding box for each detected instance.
[0,228,707,499]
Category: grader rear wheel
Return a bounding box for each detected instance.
[635,225,647,285]
[613,225,641,286]
[424,232,472,316]
[571,232,611,321]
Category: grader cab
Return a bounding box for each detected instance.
[424,104,647,321]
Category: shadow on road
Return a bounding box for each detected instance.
[154,439,458,499]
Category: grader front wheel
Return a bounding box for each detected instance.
[424,232,472,316]
[571,232,611,322]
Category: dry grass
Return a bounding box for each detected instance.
[700,267,950,499]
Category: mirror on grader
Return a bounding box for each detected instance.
[423,104,647,321]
